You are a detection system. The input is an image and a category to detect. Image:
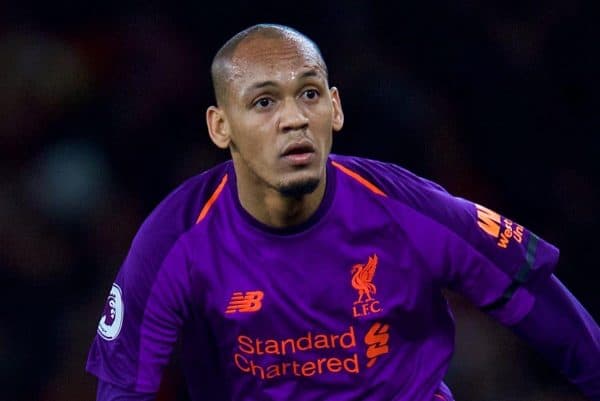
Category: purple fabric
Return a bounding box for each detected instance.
[87,155,565,400]
[433,381,455,401]
[512,274,600,400]
[97,380,155,401]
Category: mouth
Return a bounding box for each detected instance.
[281,141,316,165]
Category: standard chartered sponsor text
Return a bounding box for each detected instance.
[234,326,361,379]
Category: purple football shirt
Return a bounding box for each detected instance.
[86,155,559,401]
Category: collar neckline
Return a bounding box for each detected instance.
[227,159,337,236]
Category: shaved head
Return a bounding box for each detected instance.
[210,24,328,106]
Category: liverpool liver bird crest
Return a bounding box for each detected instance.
[351,254,378,303]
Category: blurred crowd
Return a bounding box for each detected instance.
[0,1,597,400]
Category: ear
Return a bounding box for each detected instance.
[206,106,231,149]
[329,87,344,132]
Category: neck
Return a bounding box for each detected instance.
[234,168,327,229]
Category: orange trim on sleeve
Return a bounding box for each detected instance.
[196,174,229,224]
[331,161,387,197]
[433,394,447,401]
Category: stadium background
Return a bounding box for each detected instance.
[1,1,597,400]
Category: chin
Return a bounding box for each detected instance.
[278,176,321,198]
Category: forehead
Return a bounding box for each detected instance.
[226,35,326,88]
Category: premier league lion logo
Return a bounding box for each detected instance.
[102,293,117,326]
[97,283,124,341]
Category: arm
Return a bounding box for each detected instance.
[350,159,597,395]
[86,170,225,396]
[97,380,155,401]
[86,242,193,393]
[511,274,600,400]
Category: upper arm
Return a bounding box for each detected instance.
[85,167,227,394]
[431,196,560,325]
[86,237,193,392]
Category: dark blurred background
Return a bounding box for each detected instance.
[0,1,598,400]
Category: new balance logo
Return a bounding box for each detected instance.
[364,322,390,368]
[225,291,264,314]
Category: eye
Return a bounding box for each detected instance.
[253,97,274,109]
[302,89,319,100]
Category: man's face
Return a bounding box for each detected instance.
[218,36,343,197]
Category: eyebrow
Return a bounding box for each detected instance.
[242,70,323,97]
[298,70,320,80]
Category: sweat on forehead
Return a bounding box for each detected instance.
[210,24,328,105]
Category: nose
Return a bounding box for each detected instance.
[279,98,309,133]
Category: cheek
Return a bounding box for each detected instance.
[230,122,275,163]
[310,110,334,139]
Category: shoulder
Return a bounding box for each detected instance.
[129,160,232,263]
[330,154,447,194]
[330,154,449,203]
[329,154,475,235]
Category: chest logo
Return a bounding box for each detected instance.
[351,254,383,318]
[226,291,264,314]
[365,322,390,368]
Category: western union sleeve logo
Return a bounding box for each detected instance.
[475,203,524,249]
[475,203,501,237]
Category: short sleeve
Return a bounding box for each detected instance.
[326,155,560,326]
[437,198,560,325]
[86,239,192,392]
[85,166,229,392]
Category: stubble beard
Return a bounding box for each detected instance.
[231,143,322,199]
[278,177,320,199]
[233,151,320,199]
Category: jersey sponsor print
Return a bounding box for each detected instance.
[230,253,390,381]
[475,203,524,249]
[86,156,561,401]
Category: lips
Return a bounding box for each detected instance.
[281,140,315,157]
[280,140,316,166]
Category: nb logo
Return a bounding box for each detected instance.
[225,291,264,314]
[364,322,390,368]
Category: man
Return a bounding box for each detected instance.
[87,24,600,401]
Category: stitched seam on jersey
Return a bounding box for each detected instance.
[345,166,532,297]
[136,175,228,390]
[196,174,228,224]
[135,243,196,392]
[348,180,522,289]
[124,168,230,391]
[332,161,387,197]
[330,156,541,314]
[420,207,527,291]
